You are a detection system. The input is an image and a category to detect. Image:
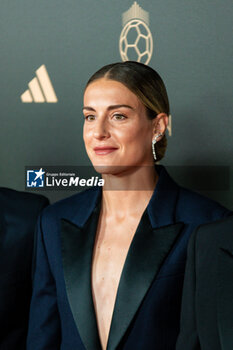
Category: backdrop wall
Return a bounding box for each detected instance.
[1,0,232,208]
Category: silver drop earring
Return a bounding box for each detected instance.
[152,133,163,160]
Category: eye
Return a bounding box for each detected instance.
[84,115,96,121]
[112,114,126,121]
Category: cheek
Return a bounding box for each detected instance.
[83,125,92,144]
[114,123,143,143]
[115,129,135,144]
[125,128,152,157]
[119,126,150,147]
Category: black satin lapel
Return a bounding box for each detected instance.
[107,211,183,350]
[61,204,102,350]
[217,247,233,350]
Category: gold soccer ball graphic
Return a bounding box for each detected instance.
[119,19,153,65]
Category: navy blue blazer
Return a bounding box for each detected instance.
[26,166,231,350]
[0,188,49,350]
[176,216,233,350]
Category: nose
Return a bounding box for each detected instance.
[93,118,110,139]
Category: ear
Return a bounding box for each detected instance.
[152,113,169,140]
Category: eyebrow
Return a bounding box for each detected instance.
[82,104,134,111]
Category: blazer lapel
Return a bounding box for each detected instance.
[60,166,182,350]
[107,166,182,349]
[61,202,102,350]
[217,246,233,350]
[107,210,184,350]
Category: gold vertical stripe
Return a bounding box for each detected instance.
[36,65,58,103]
[21,89,33,103]
[28,77,45,102]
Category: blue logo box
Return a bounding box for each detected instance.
[26,168,45,188]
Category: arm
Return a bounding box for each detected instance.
[27,213,61,350]
[176,227,201,350]
[31,195,49,282]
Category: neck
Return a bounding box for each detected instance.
[100,166,158,218]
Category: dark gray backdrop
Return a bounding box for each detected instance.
[0,0,232,208]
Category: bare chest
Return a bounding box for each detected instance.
[91,219,139,349]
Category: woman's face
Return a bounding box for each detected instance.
[83,78,156,173]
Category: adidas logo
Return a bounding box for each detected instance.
[21,65,58,103]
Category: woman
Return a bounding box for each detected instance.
[27,61,230,350]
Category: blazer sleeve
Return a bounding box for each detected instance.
[26,213,61,350]
[176,227,201,350]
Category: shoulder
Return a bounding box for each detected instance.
[155,165,231,225]
[177,186,231,224]
[40,187,100,226]
[0,188,49,248]
[195,215,233,245]
[0,187,49,218]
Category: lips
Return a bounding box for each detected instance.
[93,146,118,155]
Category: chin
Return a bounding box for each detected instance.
[89,155,121,175]
[92,164,121,175]
[92,163,142,177]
